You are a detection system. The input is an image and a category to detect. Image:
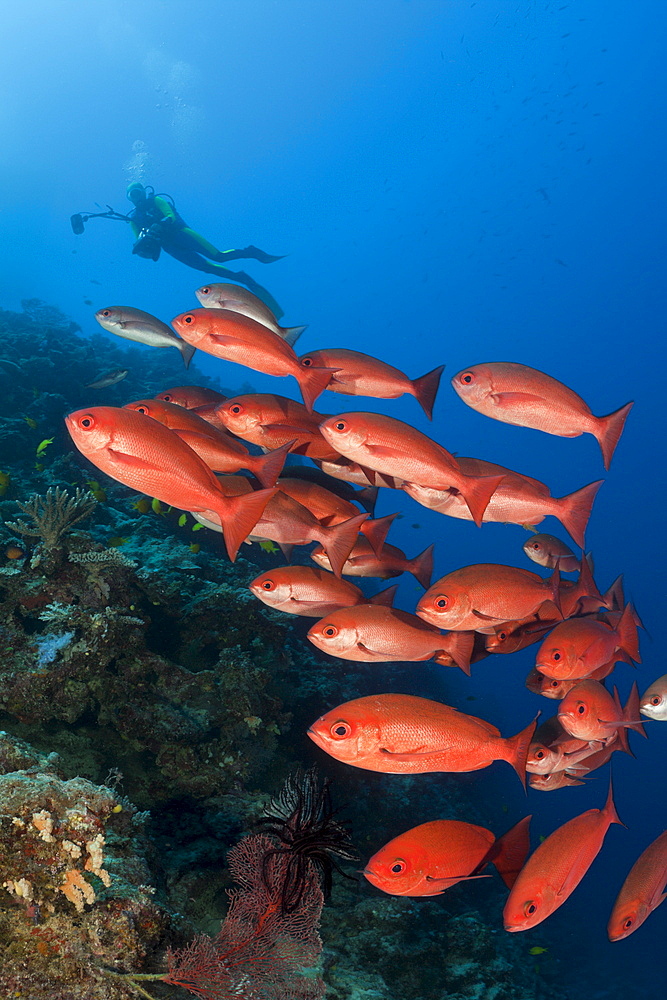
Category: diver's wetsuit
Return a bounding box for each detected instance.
[129,193,284,318]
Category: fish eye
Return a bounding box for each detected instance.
[230,404,243,415]
[651,696,662,706]
[434,595,449,609]
[390,859,406,875]
[322,625,338,638]
[576,703,586,714]
[201,287,210,295]
[334,421,347,432]
[302,357,313,367]
[79,414,95,429]
[183,314,195,324]
[524,901,537,916]
[623,917,634,929]
[136,406,149,414]
[535,749,546,760]
[532,542,541,550]
[552,651,561,661]
[460,372,474,384]
[549,680,560,689]
[261,579,275,591]
[497,631,507,641]
[162,394,173,402]
[330,721,351,739]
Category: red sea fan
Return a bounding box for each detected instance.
[162,834,326,1000]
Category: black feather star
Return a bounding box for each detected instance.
[255,766,359,914]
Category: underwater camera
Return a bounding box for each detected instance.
[70,213,86,235]
[132,229,162,261]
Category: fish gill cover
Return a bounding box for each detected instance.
[0,2,663,1000]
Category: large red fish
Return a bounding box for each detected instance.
[307,605,474,673]
[558,680,646,743]
[171,308,335,412]
[214,394,339,461]
[504,780,623,930]
[195,475,368,578]
[123,398,291,487]
[404,458,601,549]
[608,830,667,941]
[311,537,434,589]
[451,362,633,469]
[318,412,503,526]
[417,564,561,632]
[535,604,640,681]
[249,566,396,617]
[364,817,531,897]
[308,692,536,786]
[65,406,275,562]
[298,347,444,419]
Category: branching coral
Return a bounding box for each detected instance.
[6,487,97,550]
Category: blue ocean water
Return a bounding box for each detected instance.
[1,1,665,997]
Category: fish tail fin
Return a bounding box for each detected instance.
[296,365,337,413]
[434,630,475,674]
[360,512,398,557]
[594,401,634,470]
[407,542,435,589]
[602,573,624,611]
[411,364,445,420]
[319,512,369,578]
[356,485,379,515]
[248,440,295,488]
[460,474,504,527]
[488,815,532,889]
[603,774,625,827]
[556,480,604,548]
[179,341,196,369]
[575,549,603,607]
[215,488,277,562]
[282,324,308,348]
[504,716,539,790]
[617,603,641,663]
[368,584,399,608]
[622,681,647,738]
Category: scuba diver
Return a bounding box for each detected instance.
[71,183,285,318]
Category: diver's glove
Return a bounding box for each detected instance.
[147,221,172,240]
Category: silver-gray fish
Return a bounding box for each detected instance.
[95,306,196,368]
[194,283,307,347]
[85,368,129,389]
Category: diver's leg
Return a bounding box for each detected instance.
[178,228,285,264]
[163,245,285,319]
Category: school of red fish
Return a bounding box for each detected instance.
[66,284,666,940]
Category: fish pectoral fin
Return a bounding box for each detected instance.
[490,391,546,405]
[208,333,238,346]
[425,873,491,886]
[471,609,509,622]
[356,641,383,657]
[379,746,450,760]
[107,449,165,475]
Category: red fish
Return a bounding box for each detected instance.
[65,406,275,562]
[535,604,640,680]
[249,566,397,617]
[318,412,503,526]
[417,564,561,632]
[503,779,623,931]
[214,394,339,461]
[171,308,335,412]
[363,817,531,897]
[523,532,580,573]
[307,605,474,674]
[154,385,227,408]
[275,477,396,556]
[123,398,292,488]
[311,537,434,589]
[451,362,633,469]
[308,692,536,786]
[197,475,368,577]
[558,680,646,743]
[608,830,667,941]
[299,347,444,419]
[404,458,601,549]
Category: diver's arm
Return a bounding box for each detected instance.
[153,196,178,225]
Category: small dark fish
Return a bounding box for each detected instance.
[85,368,129,389]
